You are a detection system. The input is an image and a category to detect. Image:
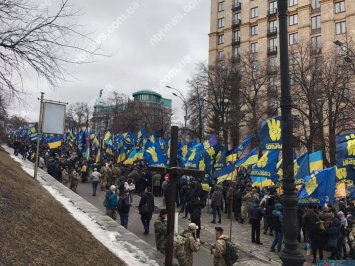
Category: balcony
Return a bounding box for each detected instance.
[267,8,277,17]
[232,19,241,28]
[232,2,241,11]
[267,46,278,55]
[232,37,240,46]
[231,54,241,63]
[267,27,277,37]
[311,47,322,55]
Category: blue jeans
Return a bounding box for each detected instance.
[120,213,129,229]
[213,206,221,220]
[129,191,133,203]
[92,181,99,195]
[271,231,283,252]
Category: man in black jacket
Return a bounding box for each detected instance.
[233,186,243,223]
[187,194,205,243]
[249,199,265,245]
[139,187,155,235]
[117,189,132,229]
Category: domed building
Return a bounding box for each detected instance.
[92,90,172,136]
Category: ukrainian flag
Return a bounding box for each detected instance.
[252,177,274,189]
[309,150,323,173]
[48,135,63,149]
[95,148,101,163]
[117,148,126,163]
[216,164,236,184]
[123,150,137,165]
[235,147,258,167]
[134,148,144,160]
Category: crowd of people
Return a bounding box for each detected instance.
[7,138,355,265]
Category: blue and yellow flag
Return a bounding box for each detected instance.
[251,150,280,180]
[136,128,147,147]
[234,135,254,154]
[294,152,310,185]
[185,143,204,169]
[48,135,63,149]
[134,148,144,160]
[216,164,236,184]
[336,132,355,167]
[272,159,283,184]
[203,134,218,159]
[214,146,227,169]
[251,177,274,189]
[123,149,137,165]
[117,147,126,163]
[298,167,336,206]
[235,147,259,167]
[143,139,166,166]
[259,116,282,150]
[309,150,323,173]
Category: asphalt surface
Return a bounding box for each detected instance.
[75,181,284,266]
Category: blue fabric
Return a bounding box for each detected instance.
[92,181,99,194]
[106,192,117,210]
[271,231,283,252]
[120,213,129,229]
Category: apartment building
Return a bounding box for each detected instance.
[209,0,355,150]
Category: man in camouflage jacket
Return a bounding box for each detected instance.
[154,209,167,255]
[211,227,229,266]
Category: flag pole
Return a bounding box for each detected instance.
[229,166,238,239]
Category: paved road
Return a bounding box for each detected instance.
[75,182,288,265]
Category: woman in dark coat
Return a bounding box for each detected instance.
[309,221,327,264]
[139,187,155,235]
[327,217,342,260]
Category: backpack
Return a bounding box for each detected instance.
[173,234,188,260]
[116,197,124,212]
[223,239,239,266]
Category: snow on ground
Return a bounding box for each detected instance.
[2,145,159,266]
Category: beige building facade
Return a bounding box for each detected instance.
[209,0,355,150]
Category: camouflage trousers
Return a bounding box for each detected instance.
[70,180,79,193]
[242,202,252,220]
[100,177,107,190]
[106,209,117,220]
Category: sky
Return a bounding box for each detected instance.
[9,0,211,125]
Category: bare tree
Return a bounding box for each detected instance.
[186,67,208,142]
[66,102,91,131]
[238,52,270,149]
[0,0,102,99]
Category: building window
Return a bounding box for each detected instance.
[251,7,259,18]
[269,76,277,90]
[311,35,322,51]
[251,42,258,53]
[269,38,277,48]
[335,1,345,13]
[251,25,258,36]
[290,0,298,6]
[289,14,298,25]
[311,0,320,9]
[336,21,346,34]
[252,60,259,70]
[269,1,277,10]
[289,32,298,45]
[311,15,321,30]
[218,1,225,12]
[233,30,240,41]
[269,20,278,29]
[218,34,224,44]
[218,18,225,28]
[217,50,225,60]
[233,46,240,56]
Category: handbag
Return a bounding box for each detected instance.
[129,183,135,191]
[139,203,149,214]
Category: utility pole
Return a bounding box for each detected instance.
[34,92,44,180]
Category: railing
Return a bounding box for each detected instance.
[267,8,277,17]
[232,2,241,11]
[267,27,277,37]
[267,46,278,55]
[232,19,241,27]
[232,37,240,46]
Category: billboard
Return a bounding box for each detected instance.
[42,102,66,134]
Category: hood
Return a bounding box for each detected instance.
[331,218,341,227]
[274,203,283,212]
[181,230,193,238]
[218,234,229,241]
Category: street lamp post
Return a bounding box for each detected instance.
[278,0,305,265]
[166,86,189,143]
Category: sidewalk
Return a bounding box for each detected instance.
[152,195,317,266]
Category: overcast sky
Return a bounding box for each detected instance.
[9,0,210,125]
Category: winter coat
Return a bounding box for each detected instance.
[118,195,131,214]
[319,209,334,230]
[187,198,205,220]
[233,189,243,209]
[153,173,161,187]
[265,197,276,225]
[47,161,56,175]
[90,171,101,182]
[242,187,254,203]
[139,192,155,220]
[176,230,200,266]
[302,209,320,240]
[348,223,355,252]
[249,203,265,221]
[105,191,118,210]
[327,218,342,248]
[309,223,327,250]
[271,203,283,232]
[154,217,167,255]
[211,234,229,266]
[211,187,223,207]
[61,169,69,184]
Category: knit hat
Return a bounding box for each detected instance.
[215,227,224,232]
[160,209,167,216]
[188,223,199,230]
